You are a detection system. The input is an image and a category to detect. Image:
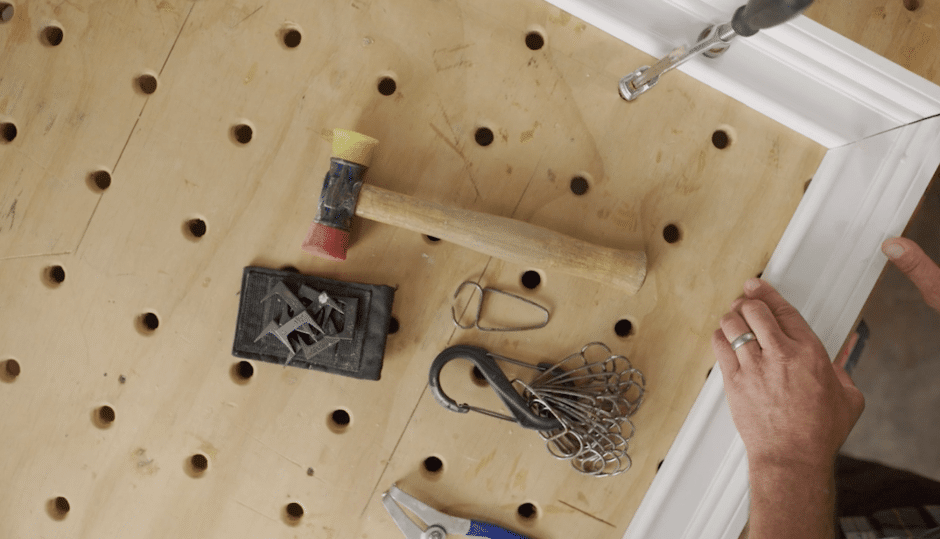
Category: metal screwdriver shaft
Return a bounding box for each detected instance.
[619,0,814,101]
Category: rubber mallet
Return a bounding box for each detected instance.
[302,129,648,295]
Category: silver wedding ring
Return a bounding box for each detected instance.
[730,332,757,351]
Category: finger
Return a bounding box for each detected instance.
[712,328,740,378]
[832,362,866,418]
[883,238,940,313]
[719,310,761,364]
[836,332,860,370]
[831,360,857,390]
[742,278,814,341]
[738,299,792,354]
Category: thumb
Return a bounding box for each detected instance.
[882,238,940,313]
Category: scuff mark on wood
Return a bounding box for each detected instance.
[557,500,617,528]
[233,5,263,28]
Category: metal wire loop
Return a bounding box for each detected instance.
[451,281,550,331]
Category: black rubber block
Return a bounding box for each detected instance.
[232,266,395,380]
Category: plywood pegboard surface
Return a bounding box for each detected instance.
[805,0,940,84]
[0,1,826,538]
[0,0,194,257]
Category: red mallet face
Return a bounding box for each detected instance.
[302,222,349,261]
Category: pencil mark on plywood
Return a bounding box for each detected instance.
[361,384,429,518]
[509,150,547,219]
[234,499,278,523]
[557,500,617,527]
[433,43,474,72]
[0,250,71,261]
[233,5,263,28]
[5,198,15,229]
[428,122,480,200]
[159,1,195,75]
[240,427,302,468]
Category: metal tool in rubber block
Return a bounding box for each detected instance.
[430,343,645,477]
[231,266,395,380]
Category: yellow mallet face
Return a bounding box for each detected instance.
[331,128,379,167]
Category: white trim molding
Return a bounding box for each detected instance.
[546,0,940,148]
[542,1,940,538]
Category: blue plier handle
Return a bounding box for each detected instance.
[382,484,533,539]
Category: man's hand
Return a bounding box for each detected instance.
[712,278,865,471]
[883,237,940,314]
[712,278,865,539]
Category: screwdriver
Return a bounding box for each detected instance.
[620,0,815,101]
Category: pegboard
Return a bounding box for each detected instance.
[0,0,843,538]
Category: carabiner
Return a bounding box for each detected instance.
[428,345,562,431]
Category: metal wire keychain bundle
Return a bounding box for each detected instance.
[429,342,646,477]
[518,343,645,476]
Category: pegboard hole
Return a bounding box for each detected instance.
[663,223,681,244]
[45,265,66,286]
[0,3,14,22]
[475,127,494,147]
[570,176,590,196]
[89,170,112,191]
[283,28,302,48]
[614,319,633,337]
[185,218,207,239]
[377,77,397,96]
[521,270,541,290]
[286,502,304,520]
[137,74,158,95]
[388,316,400,335]
[904,0,921,10]
[471,365,488,386]
[232,123,253,144]
[41,24,63,46]
[50,496,70,519]
[138,312,160,333]
[525,31,545,50]
[712,129,730,149]
[1,122,17,143]
[517,502,538,520]
[423,456,444,474]
[233,360,254,382]
[95,405,116,428]
[328,409,352,432]
[190,453,209,473]
[1,359,20,382]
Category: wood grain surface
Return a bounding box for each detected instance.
[0,0,877,537]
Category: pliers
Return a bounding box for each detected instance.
[382,484,533,539]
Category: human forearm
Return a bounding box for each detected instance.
[747,459,836,539]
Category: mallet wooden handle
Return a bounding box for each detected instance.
[356,184,647,294]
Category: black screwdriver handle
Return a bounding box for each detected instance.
[731,0,814,37]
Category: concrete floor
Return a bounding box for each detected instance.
[840,166,940,482]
